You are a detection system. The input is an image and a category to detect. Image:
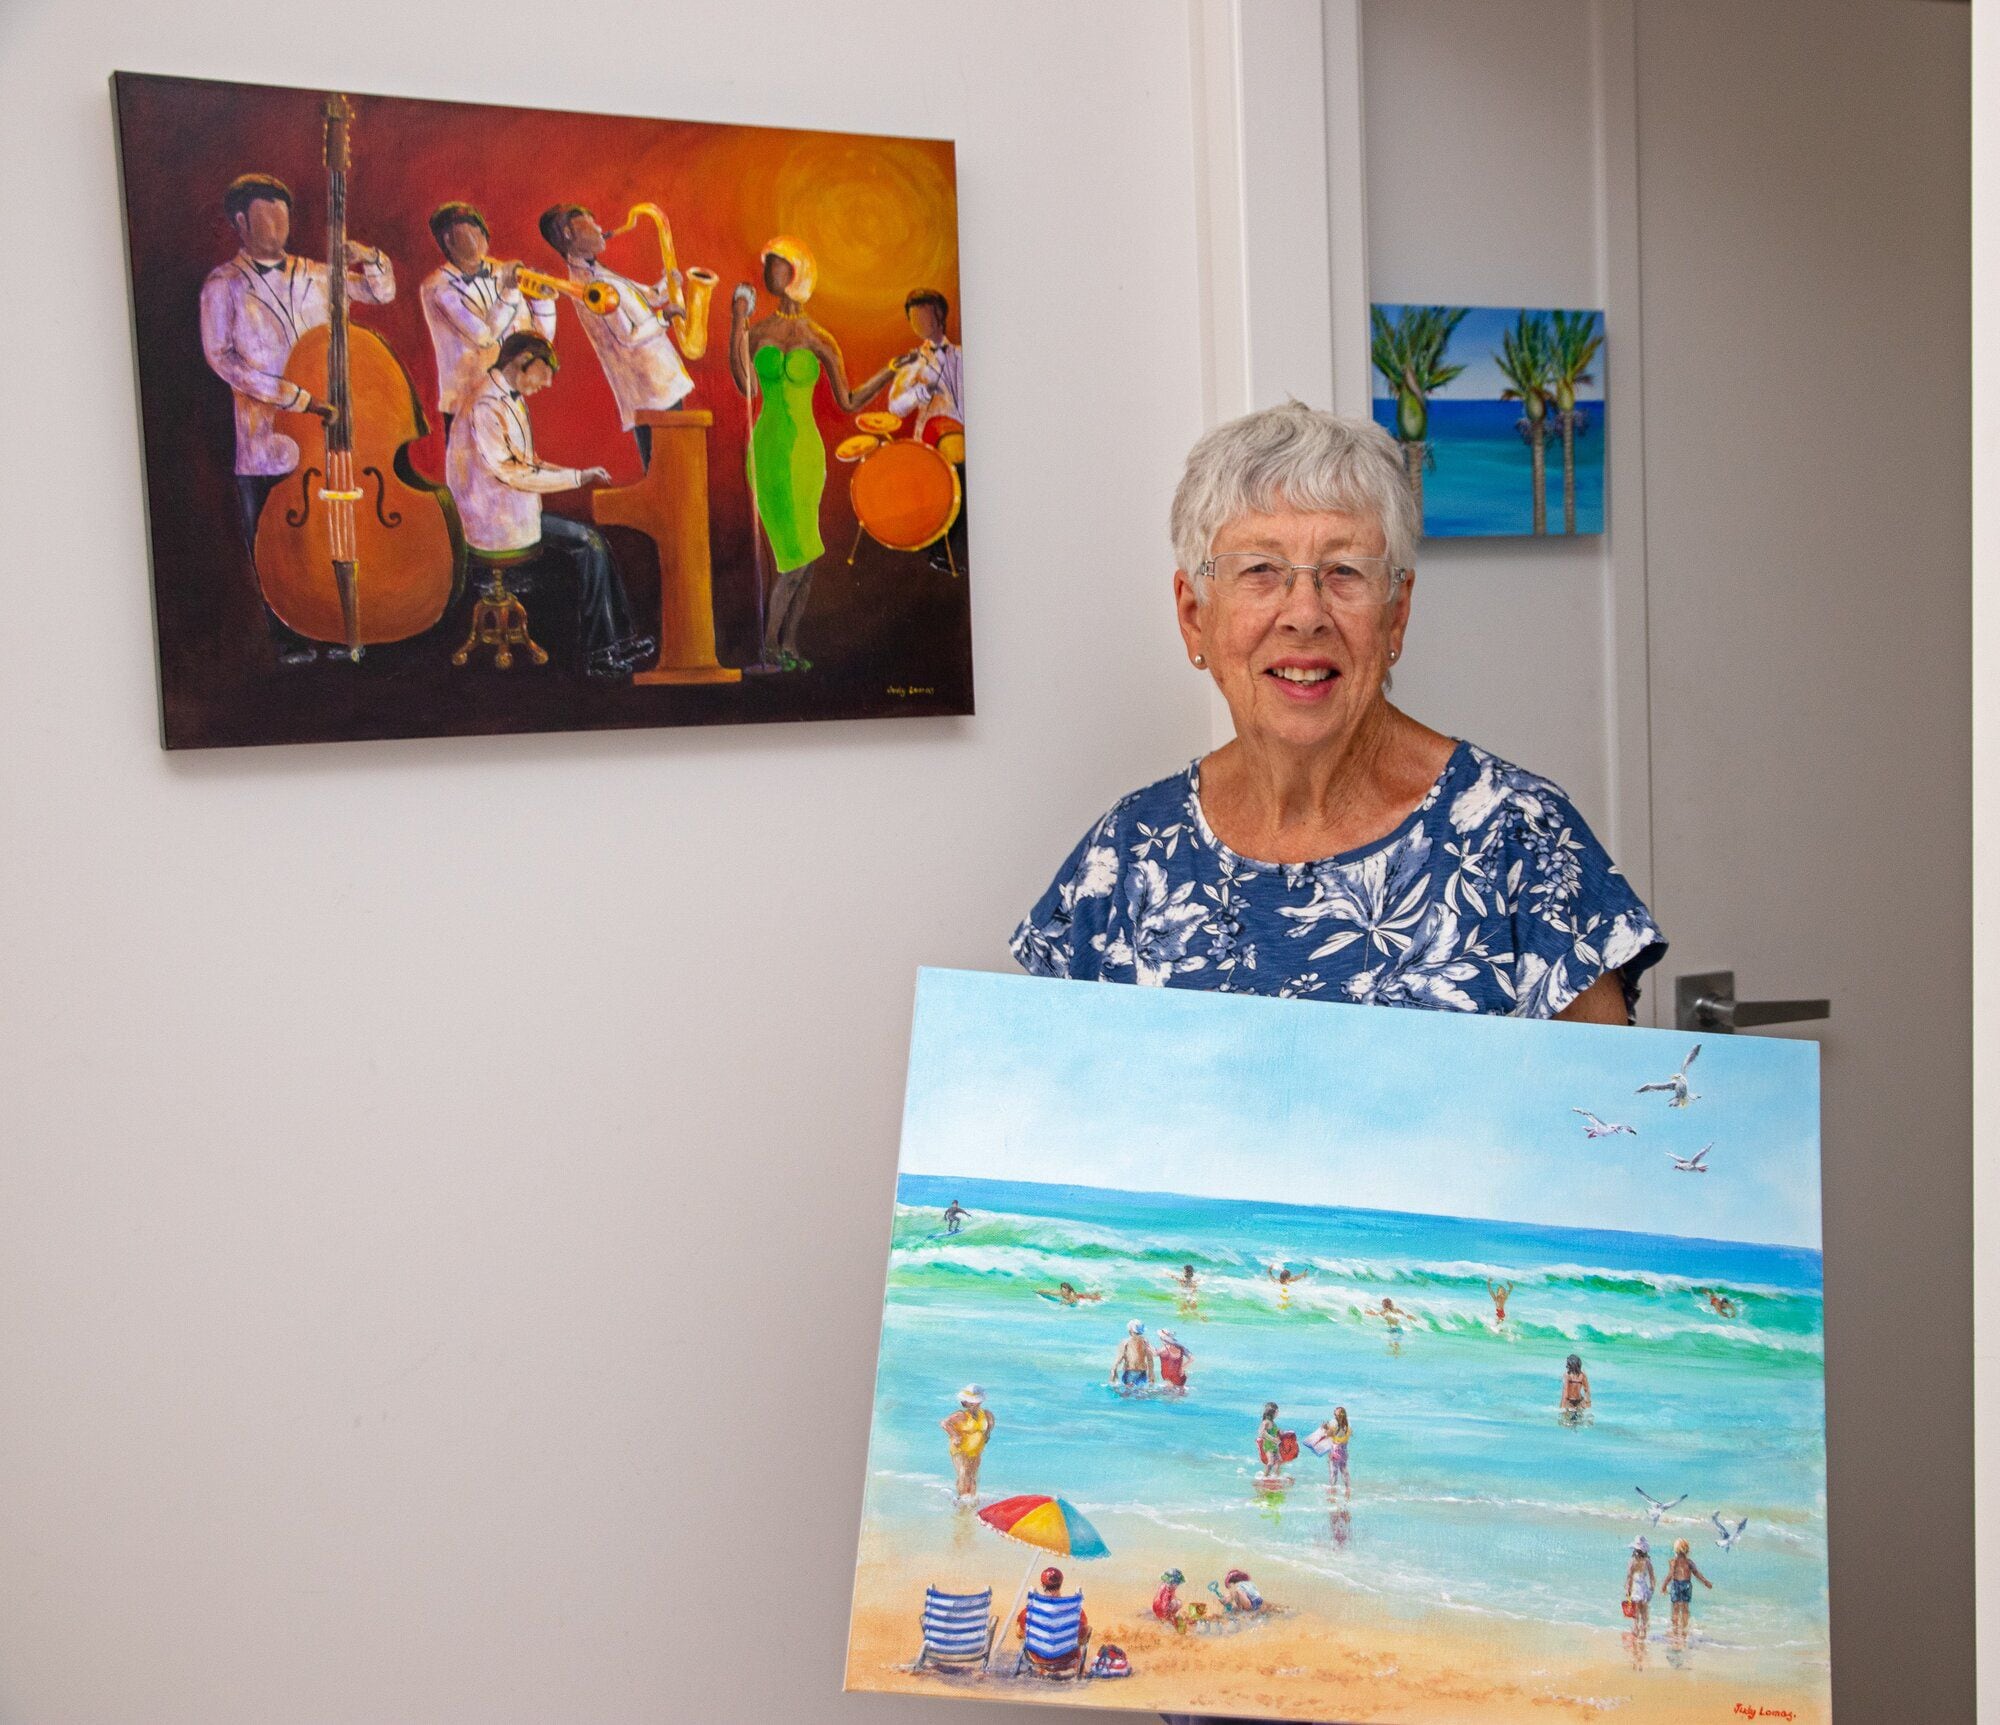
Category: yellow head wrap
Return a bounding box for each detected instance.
[761,235,818,304]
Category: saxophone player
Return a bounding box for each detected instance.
[538,203,693,471]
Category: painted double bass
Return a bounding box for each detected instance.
[255,94,457,656]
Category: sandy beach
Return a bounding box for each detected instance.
[846,1518,1825,1724]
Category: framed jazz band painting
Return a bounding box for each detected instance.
[111,73,973,749]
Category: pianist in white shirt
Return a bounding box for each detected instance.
[538,203,694,472]
[444,332,654,679]
[197,171,395,665]
[420,200,555,439]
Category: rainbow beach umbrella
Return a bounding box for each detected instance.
[977,1495,1109,1668]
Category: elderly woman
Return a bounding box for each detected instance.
[1043,402,1667,1725]
[1013,402,1663,1024]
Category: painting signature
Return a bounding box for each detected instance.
[887,686,937,698]
[1732,1707,1795,1721]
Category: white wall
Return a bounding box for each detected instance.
[0,4,1211,1720]
[1356,0,1652,905]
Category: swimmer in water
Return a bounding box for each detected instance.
[1042,1281,1102,1306]
[1699,1287,1738,1318]
[1110,1320,1155,1389]
[1366,1298,1408,1348]
[939,1384,993,1502]
[1560,1352,1593,1423]
[1171,1264,1201,1310]
[1157,1327,1192,1392]
[1488,1279,1515,1325]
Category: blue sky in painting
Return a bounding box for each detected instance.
[1373,303,1605,403]
[899,969,1821,1249]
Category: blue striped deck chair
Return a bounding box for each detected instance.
[1013,1590,1091,1680]
[913,1585,996,1672]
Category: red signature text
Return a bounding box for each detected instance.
[1733,1707,1795,1722]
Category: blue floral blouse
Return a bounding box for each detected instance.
[1011,743,1666,1017]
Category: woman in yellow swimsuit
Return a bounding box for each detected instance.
[940,1383,994,1502]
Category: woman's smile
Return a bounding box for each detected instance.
[1264,658,1341,700]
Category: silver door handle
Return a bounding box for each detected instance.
[1676,970,1830,1034]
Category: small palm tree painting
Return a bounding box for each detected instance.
[1370,304,1606,537]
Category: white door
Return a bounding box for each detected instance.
[1635,5,1971,1718]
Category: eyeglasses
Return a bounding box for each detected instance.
[1198,551,1408,609]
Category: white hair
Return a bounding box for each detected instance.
[1171,401,1420,590]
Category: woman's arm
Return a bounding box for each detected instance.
[810,324,896,413]
[728,290,758,398]
[1556,972,1629,1025]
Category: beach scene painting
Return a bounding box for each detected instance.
[1372,303,1605,537]
[845,968,1827,1723]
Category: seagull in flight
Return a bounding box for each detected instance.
[1573,1108,1637,1140]
[1636,1487,1688,1525]
[1711,1512,1748,1552]
[1667,1144,1713,1173]
[1638,1044,1703,1108]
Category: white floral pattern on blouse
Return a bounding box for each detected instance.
[1011,743,1665,1018]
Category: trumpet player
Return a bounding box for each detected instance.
[538,203,692,471]
[420,201,554,439]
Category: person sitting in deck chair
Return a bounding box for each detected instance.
[1014,1567,1091,1679]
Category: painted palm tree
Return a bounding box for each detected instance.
[1494,311,1555,535]
[1370,305,1468,519]
[1546,309,1605,534]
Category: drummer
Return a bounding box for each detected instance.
[888,287,965,571]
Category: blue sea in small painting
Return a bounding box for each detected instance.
[1370,397,1606,538]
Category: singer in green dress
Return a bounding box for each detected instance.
[728,236,910,671]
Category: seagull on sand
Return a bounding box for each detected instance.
[1573,1109,1637,1140]
[1667,1144,1713,1173]
[1711,1512,1749,1552]
[1637,1044,1703,1108]
[1636,1488,1688,1525]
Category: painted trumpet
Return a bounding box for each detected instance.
[611,202,718,360]
[515,265,619,315]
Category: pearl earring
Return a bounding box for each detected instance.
[1193,654,1207,668]
[1388,648,1400,664]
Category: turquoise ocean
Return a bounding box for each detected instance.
[1372,397,1606,536]
[861,1171,1827,1670]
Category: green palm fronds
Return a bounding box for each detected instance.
[1547,309,1603,415]
[1371,304,1467,516]
[1546,309,1603,534]
[1372,305,1468,443]
[1494,311,1555,535]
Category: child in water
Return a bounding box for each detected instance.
[1313,1406,1352,1500]
[1664,1537,1713,1640]
[1560,1353,1593,1423]
[1624,1535,1656,1641]
[1256,1402,1283,1480]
